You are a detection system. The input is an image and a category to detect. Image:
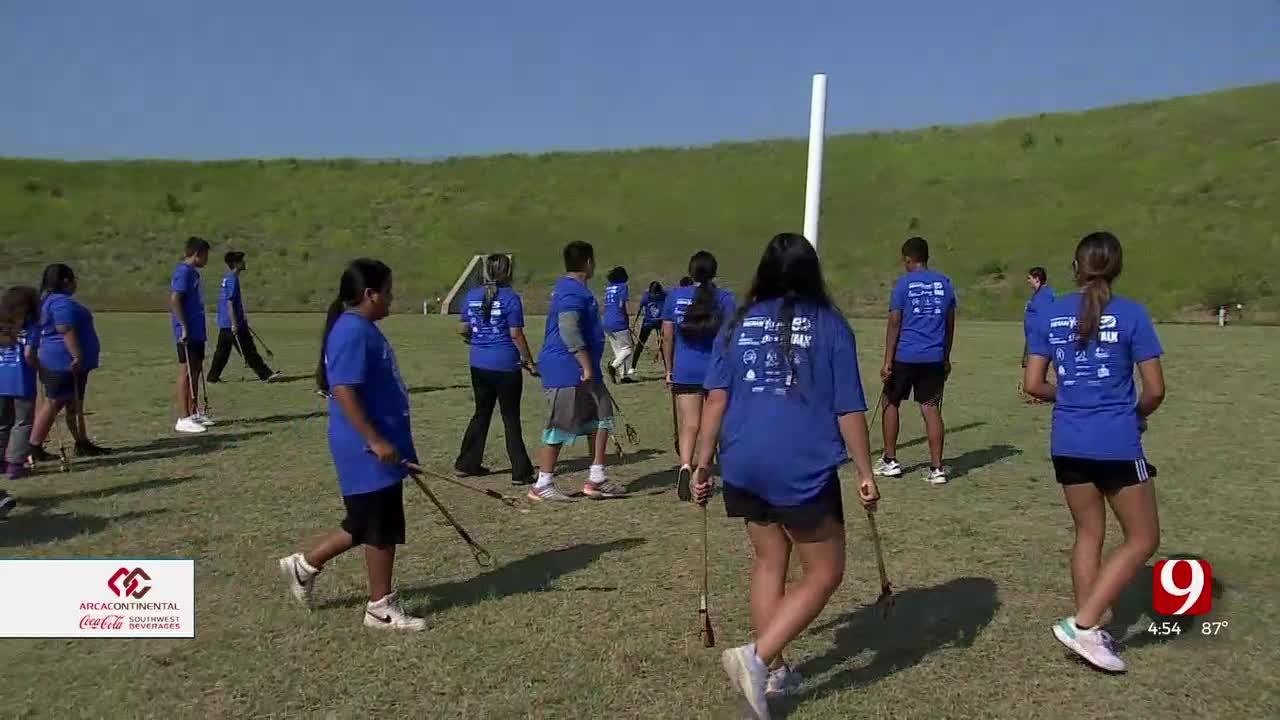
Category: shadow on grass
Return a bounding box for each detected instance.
[109,430,274,455]
[902,443,1022,480]
[22,475,201,509]
[317,539,646,613]
[61,430,273,471]
[776,576,999,715]
[218,411,326,427]
[0,508,170,547]
[873,420,986,457]
[1109,552,1227,650]
[557,447,662,474]
[409,384,469,396]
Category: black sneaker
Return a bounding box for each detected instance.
[454,466,491,479]
[75,442,113,458]
[510,474,535,486]
[0,492,15,520]
[28,445,58,463]
[676,465,693,502]
[206,377,222,384]
[606,365,619,384]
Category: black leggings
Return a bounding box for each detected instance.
[633,325,658,370]
[455,367,534,481]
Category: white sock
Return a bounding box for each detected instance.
[535,471,554,489]
[589,464,606,484]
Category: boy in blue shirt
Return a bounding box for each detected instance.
[1025,231,1164,674]
[603,267,636,383]
[207,251,281,384]
[876,236,957,485]
[1021,266,1055,402]
[170,236,212,434]
[529,241,629,502]
[279,258,426,631]
[632,281,666,373]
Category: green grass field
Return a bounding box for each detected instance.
[2,314,1276,718]
[2,82,1278,321]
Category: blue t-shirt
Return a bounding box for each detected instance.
[889,269,956,363]
[639,291,665,330]
[705,300,868,506]
[217,272,247,330]
[662,285,737,385]
[1028,293,1163,461]
[603,282,630,333]
[325,312,418,496]
[463,285,525,372]
[0,322,40,399]
[38,293,100,373]
[170,263,207,343]
[1024,285,1056,339]
[538,276,605,389]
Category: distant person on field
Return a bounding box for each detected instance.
[1024,231,1164,674]
[170,236,212,434]
[875,236,956,485]
[632,281,666,373]
[207,251,282,384]
[603,266,636,383]
[1021,266,1056,402]
[0,286,41,516]
[279,258,427,631]
[28,264,110,461]
[454,254,537,485]
[663,251,736,500]
[530,241,629,502]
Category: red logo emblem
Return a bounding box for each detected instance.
[107,567,152,599]
[1153,559,1212,615]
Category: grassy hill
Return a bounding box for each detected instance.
[1,82,1277,320]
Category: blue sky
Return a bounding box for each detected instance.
[1,0,1276,160]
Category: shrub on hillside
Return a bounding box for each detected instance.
[977,259,1008,279]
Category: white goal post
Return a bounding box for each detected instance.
[439,254,514,315]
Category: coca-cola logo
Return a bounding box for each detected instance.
[107,567,151,599]
[80,615,125,630]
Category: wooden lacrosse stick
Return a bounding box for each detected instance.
[400,461,524,509]
[865,509,894,618]
[402,464,494,568]
[699,496,716,647]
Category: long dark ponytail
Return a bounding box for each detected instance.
[679,251,722,339]
[480,254,513,325]
[1073,231,1123,348]
[316,258,393,392]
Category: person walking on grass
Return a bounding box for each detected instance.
[603,266,637,384]
[664,251,735,500]
[207,251,282,385]
[528,241,628,503]
[278,258,426,631]
[875,236,956,485]
[170,236,213,434]
[0,286,41,517]
[1024,231,1164,673]
[692,233,879,719]
[27,265,110,462]
[632,281,666,373]
[1021,266,1056,403]
[454,254,537,486]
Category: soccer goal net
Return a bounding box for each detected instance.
[439,254,513,315]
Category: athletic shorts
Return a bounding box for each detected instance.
[671,383,706,396]
[722,474,844,532]
[176,342,206,365]
[341,481,406,546]
[42,369,90,402]
[884,361,946,405]
[1052,456,1154,494]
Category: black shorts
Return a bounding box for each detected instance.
[671,383,706,396]
[722,475,844,531]
[42,370,90,402]
[884,361,946,405]
[340,482,406,546]
[177,342,206,365]
[1053,456,1154,494]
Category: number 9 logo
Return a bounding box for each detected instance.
[1152,559,1213,616]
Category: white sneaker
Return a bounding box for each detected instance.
[873,458,903,477]
[0,493,16,520]
[192,413,216,427]
[364,592,427,632]
[765,663,803,698]
[1053,617,1126,672]
[925,467,948,485]
[278,553,319,610]
[721,644,771,720]
[527,483,574,503]
[175,417,208,434]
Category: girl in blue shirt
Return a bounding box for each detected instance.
[0,286,40,516]
[1025,232,1165,674]
[278,258,426,632]
[663,251,736,500]
[28,264,110,463]
[603,267,636,384]
[692,233,879,715]
[1021,266,1055,403]
[632,281,666,374]
[454,254,538,485]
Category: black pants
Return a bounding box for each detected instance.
[633,325,657,371]
[207,327,274,382]
[455,367,534,481]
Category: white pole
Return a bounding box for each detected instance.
[803,73,828,251]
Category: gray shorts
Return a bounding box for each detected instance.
[543,380,615,444]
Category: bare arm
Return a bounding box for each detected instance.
[838,411,880,508]
[662,321,676,378]
[169,291,188,340]
[59,326,83,372]
[1023,355,1055,402]
[694,389,728,469]
[882,311,902,379]
[510,327,537,372]
[944,305,956,363]
[333,385,398,463]
[1136,358,1165,418]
